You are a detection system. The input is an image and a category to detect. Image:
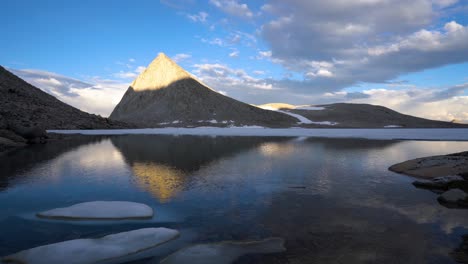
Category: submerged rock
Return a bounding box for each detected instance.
[37,201,153,220]
[412,175,465,190]
[438,189,468,208]
[1,228,179,264]
[160,237,285,264]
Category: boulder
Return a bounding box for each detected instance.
[413,175,465,190]
[438,189,468,207]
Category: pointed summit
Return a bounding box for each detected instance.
[131,53,192,92]
[109,53,298,127]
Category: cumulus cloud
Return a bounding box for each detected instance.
[12,69,128,117]
[193,63,275,92]
[260,0,468,92]
[9,69,92,97]
[209,0,253,18]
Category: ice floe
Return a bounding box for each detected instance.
[48,128,468,141]
[37,201,153,220]
[160,237,285,264]
[2,228,179,264]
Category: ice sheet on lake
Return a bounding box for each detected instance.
[48,128,468,141]
[37,201,153,220]
[160,237,285,264]
[2,228,179,264]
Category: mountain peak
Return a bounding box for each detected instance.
[131,53,192,91]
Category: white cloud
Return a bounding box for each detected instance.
[257,50,272,59]
[192,63,276,95]
[209,0,253,18]
[172,53,192,62]
[229,49,239,57]
[201,37,224,46]
[135,66,146,73]
[12,69,128,117]
[260,0,468,91]
[187,11,208,22]
[253,70,265,75]
[113,71,138,79]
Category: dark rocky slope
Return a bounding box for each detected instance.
[287,103,468,128]
[0,66,131,150]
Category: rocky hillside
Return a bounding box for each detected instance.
[0,66,130,130]
[0,66,133,152]
[261,103,468,128]
[110,53,297,127]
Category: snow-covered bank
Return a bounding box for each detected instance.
[48,128,468,141]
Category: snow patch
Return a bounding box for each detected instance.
[259,105,335,125]
[384,125,403,128]
[2,228,179,264]
[276,110,314,124]
[37,201,153,220]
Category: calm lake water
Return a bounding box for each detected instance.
[0,135,468,263]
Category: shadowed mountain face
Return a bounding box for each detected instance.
[287,103,468,128]
[0,66,130,130]
[110,53,296,127]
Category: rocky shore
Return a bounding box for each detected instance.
[389,151,468,262]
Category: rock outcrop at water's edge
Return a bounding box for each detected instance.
[389,151,468,263]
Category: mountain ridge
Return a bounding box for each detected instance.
[110,53,298,127]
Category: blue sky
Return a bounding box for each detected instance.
[2,0,468,121]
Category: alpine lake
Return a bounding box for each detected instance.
[1,134,468,263]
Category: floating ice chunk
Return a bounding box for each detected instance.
[160,237,285,264]
[2,228,179,264]
[37,201,153,220]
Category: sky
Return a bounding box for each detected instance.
[2,0,468,122]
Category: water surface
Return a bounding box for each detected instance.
[0,135,467,263]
